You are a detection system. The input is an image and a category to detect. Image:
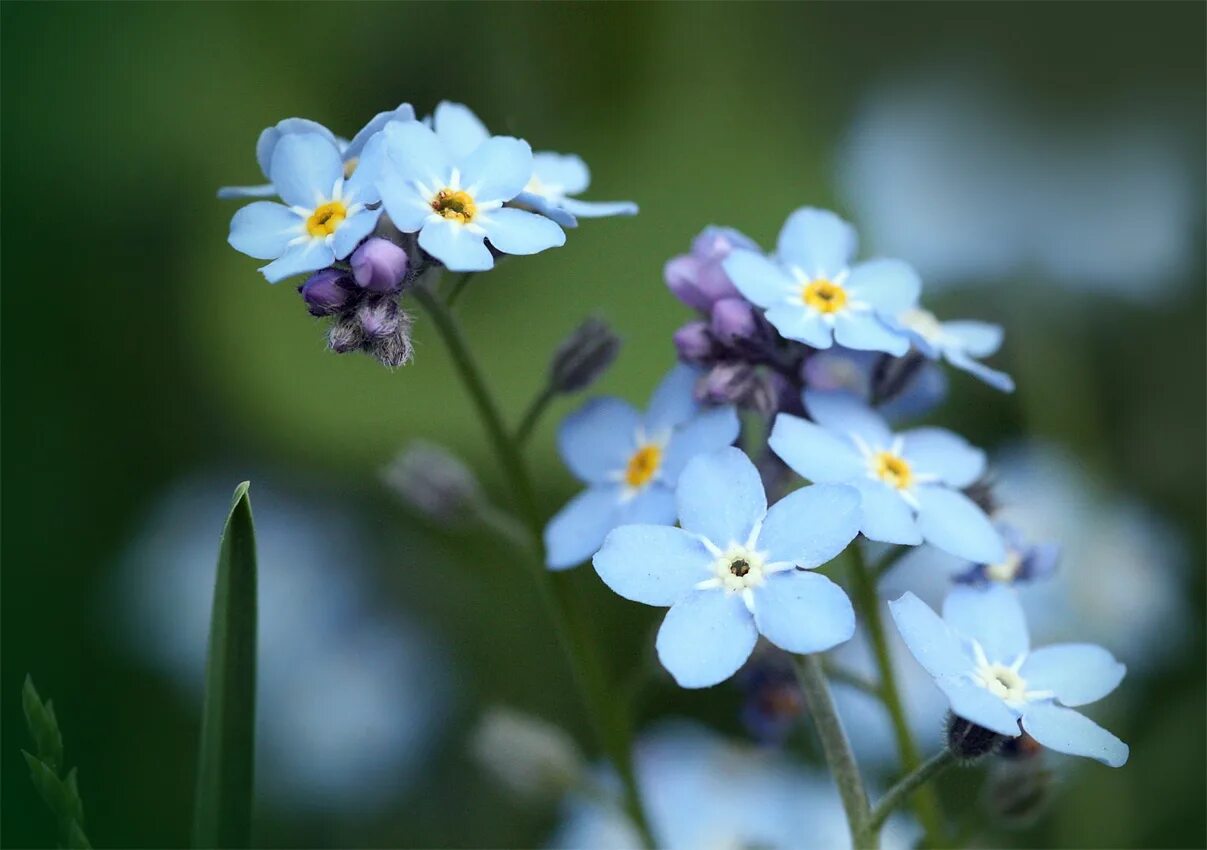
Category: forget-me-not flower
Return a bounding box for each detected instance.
[769,390,1004,562]
[890,584,1128,767]
[894,308,1015,392]
[228,132,386,283]
[593,447,861,688]
[723,208,919,356]
[545,365,738,570]
[802,346,949,422]
[954,523,1060,587]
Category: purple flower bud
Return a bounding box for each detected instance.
[299,268,357,317]
[664,226,758,312]
[351,237,409,293]
[549,317,621,394]
[710,298,759,347]
[700,363,777,415]
[673,321,717,364]
[357,298,401,339]
[691,226,759,262]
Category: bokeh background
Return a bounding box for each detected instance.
[3,2,1203,848]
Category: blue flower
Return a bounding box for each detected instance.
[593,447,861,688]
[889,584,1128,767]
[954,523,1060,587]
[545,365,739,570]
[722,208,919,355]
[218,103,415,199]
[802,346,949,422]
[769,390,1004,562]
[894,308,1015,392]
[376,120,565,272]
[227,132,386,283]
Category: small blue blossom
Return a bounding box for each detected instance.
[954,523,1060,587]
[722,208,919,356]
[227,132,386,283]
[545,365,739,570]
[769,390,1004,562]
[593,447,861,688]
[889,584,1128,767]
[894,308,1015,392]
[802,346,949,422]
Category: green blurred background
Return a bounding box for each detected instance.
[2,2,1203,848]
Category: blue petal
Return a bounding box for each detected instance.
[644,364,701,433]
[900,428,986,488]
[511,191,579,228]
[936,677,1021,736]
[217,183,276,200]
[854,480,923,545]
[879,362,949,422]
[676,448,766,548]
[228,201,302,259]
[768,414,864,483]
[331,208,382,260]
[255,117,338,179]
[259,240,334,284]
[942,584,1029,662]
[775,207,858,279]
[757,484,861,567]
[942,321,1003,357]
[945,350,1016,393]
[460,136,533,203]
[433,101,491,161]
[418,219,493,272]
[1020,644,1126,707]
[844,259,922,314]
[1020,702,1128,767]
[593,525,712,606]
[381,120,453,191]
[722,250,796,309]
[480,207,565,256]
[915,485,1005,563]
[532,151,590,195]
[557,397,640,484]
[544,486,623,571]
[345,102,415,160]
[764,306,834,348]
[656,590,758,688]
[621,483,679,525]
[753,570,855,653]
[343,131,386,205]
[377,171,435,232]
[661,407,740,480]
[804,390,894,446]
[833,313,911,356]
[269,133,344,208]
[888,592,972,678]
[558,197,639,218]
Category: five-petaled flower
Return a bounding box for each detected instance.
[593,447,861,688]
[770,390,1004,562]
[723,207,920,355]
[895,308,1015,392]
[545,365,739,570]
[890,584,1128,767]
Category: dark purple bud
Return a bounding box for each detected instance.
[299,268,356,317]
[946,713,1005,763]
[710,298,759,347]
[549,317,621,394]
[351,237,409,293]
[357,298,401,339]
[673,321,717,364]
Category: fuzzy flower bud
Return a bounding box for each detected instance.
[700,363,777,415]
[710,297,760,347]
[357,298,400,339]
[946,713,1004,763]
[548,317,620,394]
[381,440,482,525]
[469,707,583,801]
[299,268,357,317]
[327,316,366,353]
[982,756,1055,828]
[673,321,718,364]
[663,226,756,312]
[370,310,415,369]
[350,237,409,294]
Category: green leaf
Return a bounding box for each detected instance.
[191,482,258,850]
[22,676,63,772]
[22,751,90,849]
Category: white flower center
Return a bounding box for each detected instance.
[711,544,770,593]
[970,642,1053,707]
[984,549,1023,583]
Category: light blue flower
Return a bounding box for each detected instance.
[953,522,1060,586]
[218,103,415,199]
[545,365,739,570]
[722,208,919,355]
[769,390,1004,562]
[889,584,1128,767]
[227,132,386,283]
[593,447,860,688]
[803,346,948,422]
[376,119,565,272]
[893,308,1014,392]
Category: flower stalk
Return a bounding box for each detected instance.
[866,748,957,836]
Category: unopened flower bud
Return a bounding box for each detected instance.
[469,707,583,801]
[962,477,998,516]
[982,756,1055,829]
[370,310,414,369]
[327,316,366,353]
[673,321,718,364]
[946,713,1005,763]
[351,237,409,293]
[357,298,400,339]
[549,317,620,394]
[381,440,481,525]
[663,227,755,313]
[299,268,357,317]
[710,297,760,347]
[700,363,776,416]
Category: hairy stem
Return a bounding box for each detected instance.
[867,748,957,835]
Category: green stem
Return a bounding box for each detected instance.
[848,545,946,846]
[515,385,557,446]
[411,280,656,849]
[444,271,475,308]
[793,654,874,850]
[866,748,956,835]
[823,661,882,699]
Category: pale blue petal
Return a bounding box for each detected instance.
[757,484,861,567]
[888,592,972,678]
[228,201,302,259]
[343,131,386,204]
[1020,644,1126,707]
[557,397,640,484]
[764,306,834,348]
[480,207,565,256]
[656,590,758,688]
[558,197,638,218]
[433,101,490,161]
[945,350,1016,393]
[661,407,740,480]
[879,362,949,422]
[377,170,435,232]
[768,414,864,483]
[942,321,1003,357]
[833,313,911,356]
[854,479,923,545]
[259,240,333,284]
[753,571,855,653]
[942,584,1029,661]
[775,207,858,279]
[217,183,276,200]
[845,259,922,314]
[512,191,579,227]
[621,483,679,526]
[256,117,337,178]
[381,120,453,188]
[345,102,415,159]
[804,390,894,446]
[532,151,590,195]
[723,250,797,308]
[676,448,766,547]
[593,525,712,606]
[936,677,1021,736]
[645,364,701,433]
[418,219,493,272]
[915,486,1005,563]
[331,208,382,259]
[1021,702,1128,767]
[269,133,344,208]
[900,428,986,488]
[544,486,623,571]
[460,136,533,203]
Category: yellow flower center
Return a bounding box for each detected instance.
[802,279,848,314]
[871,451,913,490]
[985,550,1023,583]
[306,201,347,238]
[624,444,662,488]
[431,188,477,224]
